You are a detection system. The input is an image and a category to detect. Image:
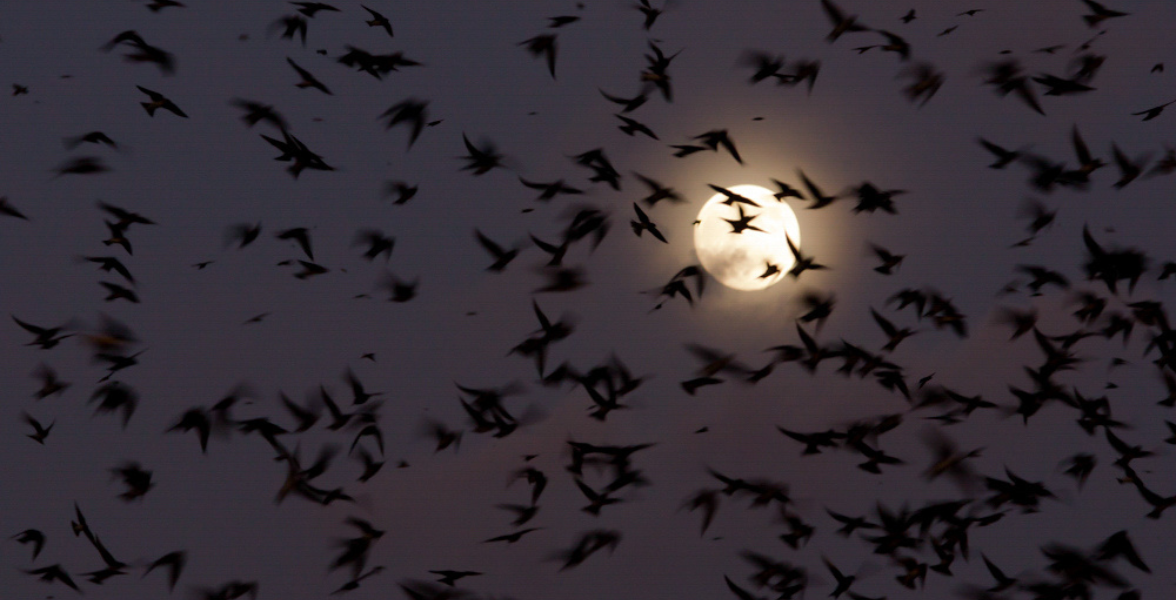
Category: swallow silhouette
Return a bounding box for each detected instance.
[615,114,658,139]
[982,59,1044,115]
[82,256,134,283]
[599,88,648,112]
[548,15,581,28]
[290,2,339,17]
[271,14,309,45]
[0,196,29,220]
[459,134,505,175]
[786,234,828,278]
[474,229,521,272]
[630,203,667,243]
[708,184,760,207]
[977,137,1023,169]
[383,180,419,204]
[137,86,188,117]
[869,244,904,275]
[1131,99,1176,122]
[1080,0,1128,27]
[642,41,679,102]
[230,99,288,130]
[142,550,187,592]
[519,176,583,201]
[797,169,839,209]
[851,182,904,214]
[145,0,185,10]
[100,281,139,303]
[64,131,119,150]
[634,0,665,30]
[821,0,869,42]
[721,204,764,234]
[379,272,419,302]
[23,564,81,592]
[483,527,542,544]
[55,156,111,176]
[362,5,394,36]
[287,58,332,94]
[632,172,683,206]
[572,148,622,190]
[109,461,154,501]
[900,62,946,107]
[275,227,314,260]
[22,412,53,444]
[101,30,175,75]
[739,50,786,84]
[379,99,430,147]
[226,222,262,248]
[520,34,558,78]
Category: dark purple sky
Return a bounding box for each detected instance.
[4,1,1176,599]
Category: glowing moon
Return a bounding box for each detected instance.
[693,184,801,291]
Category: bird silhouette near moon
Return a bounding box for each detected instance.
[694,184,801,291]
[4,1,1176,599]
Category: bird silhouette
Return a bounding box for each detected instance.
[101,30,175,75]
[1081,0,1129,27]
[821,0,869,42]
[630,203,667,243]
[137,86,188,117]
[459,134,505,175]
[361,5,394,36]
[473,229,520,272]
[21,412,53,445]
[615,114,658,139]
[599,88,648,112]
[722,204,765,234]
[379,99,430,147]
[383,180,419,204]
[520,34,558,78]
[786,234,828,278]
[0,196,29,220]
[287,58,332,94]
[275,227,314,260]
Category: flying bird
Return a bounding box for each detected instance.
[821,0,869,42]
[797,168,839,209]
[275,227,314,260]
[361,5,393,36]
[722,204,765,234]
[519,177,583,201]
[520,34,558,78]
[1132,99,1176,122]
[615,114,658,140]
[630,203,668,243]
[287,58,332,94]
[1080,0,1129,27]
[230,99,289,130]
[271,14,309,45]
[64,131,119,150]
[459,134,505,175]
[137,86,187,117]
[474,229,521,272]
[0,196,29,220]
[22,412,53,444]
[379,99,430,147]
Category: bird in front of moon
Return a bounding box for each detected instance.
[693,184,801,291]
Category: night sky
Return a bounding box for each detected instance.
[4,1,1176,599]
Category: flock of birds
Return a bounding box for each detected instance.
[5,0,1176,599]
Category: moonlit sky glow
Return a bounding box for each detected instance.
[4,1,1176,599]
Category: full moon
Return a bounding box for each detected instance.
[693,184,802,291]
